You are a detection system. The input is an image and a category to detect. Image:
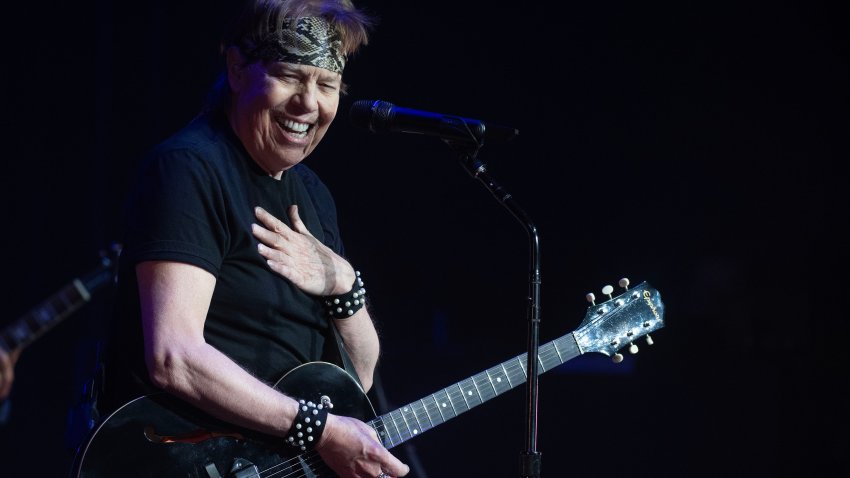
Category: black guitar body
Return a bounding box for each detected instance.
[72,362,375,478]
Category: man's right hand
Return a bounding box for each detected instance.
[317,413,410,478]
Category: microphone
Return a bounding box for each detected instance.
[349,99,519,144]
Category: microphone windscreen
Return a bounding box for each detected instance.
[349,99,394,133]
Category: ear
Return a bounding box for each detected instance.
[225,46,248,93]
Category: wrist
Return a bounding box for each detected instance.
[322,271,367,319]
[283,397,331,452]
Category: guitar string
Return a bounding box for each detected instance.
[243,340,571,477]
[364,342,568,445]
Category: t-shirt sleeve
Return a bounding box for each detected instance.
[121,148,229,276]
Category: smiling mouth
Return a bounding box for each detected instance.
[277,118,311,139]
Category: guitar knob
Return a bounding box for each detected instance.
[585,292,596,306]
[629,343,639,354]
[618,278,630,290]
[601,285,614,300]
[612,353,624,363]
[645,334,654,346]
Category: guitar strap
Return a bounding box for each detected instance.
[292,164,364,391]
[324,319,365,390]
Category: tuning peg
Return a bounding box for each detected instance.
[645,334,654,346]
[585,292,596,306]
[612,352,624,363]
[601,285,614,300]
[629,342,639,354]
[618,278,630,290]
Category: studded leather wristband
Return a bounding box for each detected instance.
[322,271,366,319]
[284,397,332,452]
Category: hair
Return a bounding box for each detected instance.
[203,0,375,112]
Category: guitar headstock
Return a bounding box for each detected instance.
[81,242,123,291]
[574,278,665,362]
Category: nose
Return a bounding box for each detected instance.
[290,83,319,114]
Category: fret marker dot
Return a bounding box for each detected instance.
[441,403,447,408]
[497,377,502,382]
[467,391,473,396]
[403,407,409,412]
[413,429,419,435]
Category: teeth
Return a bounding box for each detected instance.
[281,119,309,133]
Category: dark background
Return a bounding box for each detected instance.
[0,0,846,476]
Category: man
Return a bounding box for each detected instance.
[99,1,409,477]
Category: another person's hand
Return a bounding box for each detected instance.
[253,205,356,296]
[317,414,409,478]
[0,347,21,400]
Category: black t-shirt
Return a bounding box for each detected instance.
[101,111,344,413]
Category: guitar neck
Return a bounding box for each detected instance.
[371,333,582,448]
[0,260,116,352]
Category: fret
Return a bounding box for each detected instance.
[554,335,580,364]
[536,349,549,372]
[71,278,92,302]
[489,365,511,394]
[502,358,523,386]
[452,383,470,412]
[430,394,447,423]
[402,404,423,436]
[383,412,403,446]
[472,373,495,402]
[395,408,414,441]
[540,342,561,372]
[389,409,411,442]
[484,368,499,397]
[552,338,564,363]
[458,378,482,408]
[417,398,436,430]
[500,362,513,388]
[432,389,456,420]
[372,417,395,448]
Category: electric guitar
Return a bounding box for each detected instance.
[0,244,121,355]
[72,279,665,478]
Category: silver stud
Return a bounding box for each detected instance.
[296,423,302,429]
[305,417,311,423]
[345,301,351,307]
[333,298,340,304]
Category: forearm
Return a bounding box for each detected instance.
[333,307,380,391]
[147,338,299,437]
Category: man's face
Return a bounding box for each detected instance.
[229,58,342,176]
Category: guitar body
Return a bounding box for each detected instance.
[73,362,376,478]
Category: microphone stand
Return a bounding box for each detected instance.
[444,137,542,478]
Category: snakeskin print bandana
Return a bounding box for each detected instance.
[247,17,345,73]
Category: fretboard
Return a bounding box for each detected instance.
[370,333,581,448]
[0,280,91,351]
[0,254,117,353]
